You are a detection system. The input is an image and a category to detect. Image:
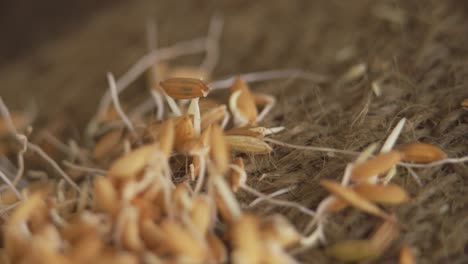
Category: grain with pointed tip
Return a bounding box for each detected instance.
[226,135,272,154]
[160,77,209,99]
[201,105,227,130]
[210,125,230,174]
[157,119,175,157]
[108,144,158,178]
[161,220,207,261]
[354,183,410,204]
[94,177,119,215]
[231,215,262,264]
[261,215,301,248]
[320,180,390,220]
[206,232,227,263]
[225,126,264,138]
[351,151,402,181]
[174,116,196,152]
[399,142,447,163]
[230,77,258,124]
[191,195,212,235]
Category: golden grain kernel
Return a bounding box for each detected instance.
[261,215,301,248]
[351,151,402,181]
[320,180,390,220]
[157,118,175,156]
[231,214,262,264]
[354,183,409,204]
[225,135,272,154]
[201,105,227,130]
[191,195,213,235]
[140,218,164,251]
[229,77,258,125]
[225,126,264,138]
[174,115,196,152]
[229,157,245,192]
[121,208,144,252]
[325,240,379,262]
[399,142,447,163]
[108,144,158,178]
[399,244,416,264]
[369,220,400,255]
[93,129,122,160]
[210,125,230,173]
[160,77,209,99]
[161,220,207,261]
[94,177,119,215]
[206,232,227,263]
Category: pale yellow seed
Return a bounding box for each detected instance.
[94,177,119,215]
[369,220,400,255]
[210,125,230,174]
[230,77,258,124]
[320,180,391,220]
[108,144,158,178]
[225,135,272,154]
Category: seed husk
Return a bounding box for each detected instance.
[398,142,447,163]
[206,232,227,263]
[354,183,410,204]
[229,77,258,125]
[191,195,213,235]
[320,180,391,220]
[210,125,230,174]
[174,116,196,152]
[351,151,402,181]
[261,215,301,248]
[325,239,379,262]
[201,105,227,130]
[161,220,207,261]
[225,126,264,138]
[108,144,158,178]
[225,135,272,154]
[94,176,119,215]
[160,77,209,99]
[231,214,262,264]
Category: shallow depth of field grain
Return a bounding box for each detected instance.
[1,0,467,263]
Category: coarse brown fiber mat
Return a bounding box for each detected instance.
[1,0,467,263]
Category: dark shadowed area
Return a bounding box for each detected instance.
[0,0,467,263]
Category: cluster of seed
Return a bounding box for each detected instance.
[1,19,467,263]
